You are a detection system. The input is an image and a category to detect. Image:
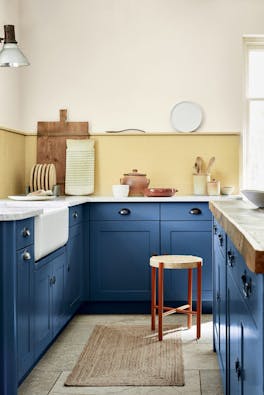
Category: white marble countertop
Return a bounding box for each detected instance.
[209,200,264,273]
[0,194,241,221]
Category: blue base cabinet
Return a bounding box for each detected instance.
[213,218,263,395]
[90,203,160,301]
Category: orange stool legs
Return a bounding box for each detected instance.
[187,268,193,329]
[196,262,202,339]
[151,267,156,330]
[158,262,164,341]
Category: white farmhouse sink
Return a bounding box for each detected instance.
[34,207,69,261]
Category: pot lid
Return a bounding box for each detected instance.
[124,169,146,176]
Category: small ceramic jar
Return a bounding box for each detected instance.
[120,169,150,196]
[207,179,220,196]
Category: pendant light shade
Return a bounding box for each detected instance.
[0,25,29,67]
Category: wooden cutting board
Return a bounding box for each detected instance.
[37,109,89,194]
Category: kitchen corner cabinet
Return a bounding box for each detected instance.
[34,247,66,360]
[64,205,83,318]
[90,203,159,301]
[212,218,263,395]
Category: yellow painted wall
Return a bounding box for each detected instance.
[0,130,25,198]
[24,134,240,196]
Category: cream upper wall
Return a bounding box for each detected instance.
[0,0,22,129]
[13,0,264,133]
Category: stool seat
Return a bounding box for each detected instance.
[150,255,203,269]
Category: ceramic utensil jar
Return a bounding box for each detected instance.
[193,174,211,195]
[120,169,150,196]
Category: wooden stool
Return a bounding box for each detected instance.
[149,255,203,341]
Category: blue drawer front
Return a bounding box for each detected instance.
[90,203,160,221]
[69,205,83,226]
[161,202,212,220]
[16,218,34,250]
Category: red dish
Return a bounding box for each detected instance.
[143,188,177,197]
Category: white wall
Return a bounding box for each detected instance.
[8,0,264,132]
[0,0,21,129]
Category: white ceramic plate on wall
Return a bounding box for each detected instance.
[170,101,203,132]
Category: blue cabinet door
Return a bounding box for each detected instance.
[213,245,227,391]
[34,248,66,359]
[16,246,34,382]
[160,221,212,303]
[65,224,82,317]
[52,252,66,336]
[34,259,53,360]
[90,220,159,301]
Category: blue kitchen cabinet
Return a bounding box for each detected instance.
[64,206,84,318]
[90,203,159,301]
[160,203,212,305]
[16,219,35,383]
[34,247,66,360]
[212,219,227,390]
[212,216,263,395]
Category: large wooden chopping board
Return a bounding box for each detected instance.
[37,109,89,194]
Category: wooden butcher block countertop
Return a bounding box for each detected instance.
[209,200,264,273]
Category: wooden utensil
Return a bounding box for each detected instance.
[206,157,215,175]
[196,156,203,174]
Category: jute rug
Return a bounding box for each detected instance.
[65,324,185,386]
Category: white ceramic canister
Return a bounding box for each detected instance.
[193,174,211,195]
[207,180,220,196]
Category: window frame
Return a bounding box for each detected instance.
[242,36,264,190]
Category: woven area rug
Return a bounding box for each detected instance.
[65,324,184,386]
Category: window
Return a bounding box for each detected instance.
[243,37,264,190]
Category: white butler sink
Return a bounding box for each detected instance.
[34,207,69,261]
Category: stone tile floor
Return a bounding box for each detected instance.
[18,314,224,395]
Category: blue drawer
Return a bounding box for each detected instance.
[90,203,159,221]
[16,218,34,250]
[69,205,83,227]
[161,202,212,221]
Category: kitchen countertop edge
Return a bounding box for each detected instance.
[209,200,264,273]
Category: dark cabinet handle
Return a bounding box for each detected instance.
[218,234,224,247]
[22,228,31,238]
[53,276,56,284]
[241,272,252,298]
[49,277,53,286]
[67,265,70,272]
[213,224,217,235]
[235,358,242,380]
[49,276,56,286]
[227,250,234,267]
[216,292,220,302]
[118,208,131,216]
[189,208,202,215]
[73,212,78,219]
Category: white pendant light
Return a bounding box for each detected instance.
[0,25,29,67]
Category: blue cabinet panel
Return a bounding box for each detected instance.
[16,246,34,381]
[65,224,82,316]
[161,220,212,302]
[90,220,159,300]
[34,247,66,359]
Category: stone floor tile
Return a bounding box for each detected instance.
[183,343,218,370]
[36,342,84,372]
[200,369,224,394]
[18,369,60,395]
[49,370,201,394]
